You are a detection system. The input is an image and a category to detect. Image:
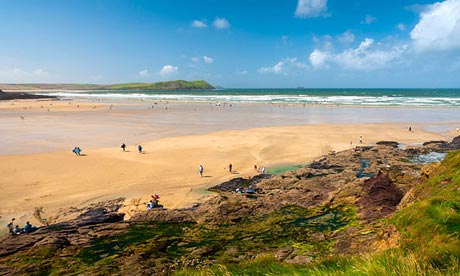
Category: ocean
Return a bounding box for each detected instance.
[38,88,460,107]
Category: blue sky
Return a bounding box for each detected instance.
[0,0,459,88]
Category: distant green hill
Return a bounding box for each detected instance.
[0,80,215,91]
[105,80,214,90]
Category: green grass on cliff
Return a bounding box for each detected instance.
[106,80,214,90]
[391,151,460,268]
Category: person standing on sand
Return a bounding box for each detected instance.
[261,167,266,175]
[254,164,257,171]
[229,163,233,173]
[138,145,143,153]
[408,126,412,132]
[72,147,78,156]
[359,136,363,144]
[199,165,204,177]
[7,218,15,234]
[121,143,126,152]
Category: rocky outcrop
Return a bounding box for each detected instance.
[376,141,399,148]
[1,137,459,275]
[0,198,125,258]
[0,91,56,101]
[448,135,460,150]
[358,172,404,220]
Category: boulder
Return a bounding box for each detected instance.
[376,141,399,148]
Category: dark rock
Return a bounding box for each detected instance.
[33,236,70,249]
[358,173,404,220]
[0,91,56,101]
[423,140,448,146]
[376,141,399,148]
[309,161,343,170]
[74,207,125,226]
[0,235,45,257]
[130,209,196,223]
[208,174,270,193]
[448,135,460,150]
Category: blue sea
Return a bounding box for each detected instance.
[38,88,460,107]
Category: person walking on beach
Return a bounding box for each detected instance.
[72,147,78,156]
[254,164,258,171]
[76,147,82,156]
[138,145,143,153]
[359,136,363,145]
[121,143,126,152]
[229,163,233,173]
[408,126,412,132]
[199,165,204,177]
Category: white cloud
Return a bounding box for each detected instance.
[309,49,330,69]
[295,0,328,18]
[203,56,214,64]
[0,68,50,82]
[212,17,231,29]
[158,65,179,77]
[238,70,248,75]
[309,38,408,70]
[410,0,460,52]
[191,20,207,28]
[191,56,214,64]
[396,23,406,31]
[337,30,355,44]
[258,57,308,75]
[138,69,150,77]
[362,15,377,24]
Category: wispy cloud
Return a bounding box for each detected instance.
[138,69,150,77]
[191,20,207,28]
[362,15,377,24]
[212,17,231,29]
[309,38,408,71]
[396,23,406,31]
[203,56,214,64]
[410,0,460,52]
[337,30,355,44]
[258,57,308,75]
[158,65,179,77]
[191,56,214,64]
[295,0,328,18]
[0,68,50,82]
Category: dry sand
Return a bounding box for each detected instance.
[0,99,457,232]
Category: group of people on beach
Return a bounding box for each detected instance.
[121,143,144,153]
[198,163,266,177]
[6,218,37,235]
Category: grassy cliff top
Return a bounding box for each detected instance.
[0,80,214,91]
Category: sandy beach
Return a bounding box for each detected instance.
[0,98,458,233]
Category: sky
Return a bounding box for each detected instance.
[0,0,459,88]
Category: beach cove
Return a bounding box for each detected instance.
[0,98,459,232]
